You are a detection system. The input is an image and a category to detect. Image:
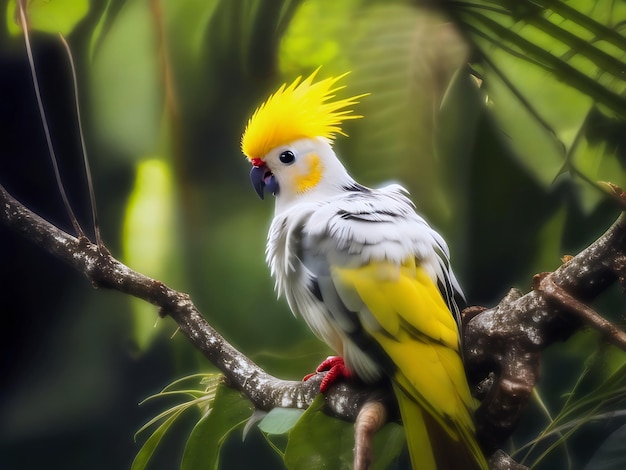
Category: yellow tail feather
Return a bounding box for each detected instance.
[394,382,487,470]
[394,383,437,470]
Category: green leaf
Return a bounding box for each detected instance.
[131,408,185,470]
[6,0,89,36]
[135,374,220,438]
[131,374,220,469]
[284,395,355,470]
[180,383,253,470]
[584,423,626,470]
[454,0,626,191]
[435,69,486,240]
[123,159,177,350]
[123,159,175,277]
[513,345,626,467]
[88,0,115,61]
[283,396,406,469]
[530,206,567,273]
[278,0,361,73]
[568,113,626,213]
[371,423,406,470]
[458,1,626,114]
[89,0,162,159]
[258,407,305,435]
[474,41,592,187]
[163,0,221,62]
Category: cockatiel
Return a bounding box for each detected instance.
[241,69,487,470]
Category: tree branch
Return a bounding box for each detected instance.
[0,183,377,421]
[464,212,626,452]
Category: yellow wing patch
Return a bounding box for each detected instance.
[332,258,459,348]
[331,258,487,468]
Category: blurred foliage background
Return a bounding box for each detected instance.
[1,0,625,468]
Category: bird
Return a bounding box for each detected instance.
[240,69,487,470]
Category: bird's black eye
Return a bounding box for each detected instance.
[279,150,295,165]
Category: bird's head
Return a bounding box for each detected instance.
[241,69,367,208]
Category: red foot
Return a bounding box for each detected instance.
[303,356,352,393]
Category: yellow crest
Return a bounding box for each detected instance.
[241,69,367,160]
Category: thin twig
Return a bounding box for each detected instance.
[17,0,84,237]
[58,33,102,246]
[536,272,626,351]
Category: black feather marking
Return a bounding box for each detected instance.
[347,326,397,377]
[342,183,371,193]
[309,279,323,302]
[337,209,401,222]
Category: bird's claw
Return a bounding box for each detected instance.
[303,356,352,393]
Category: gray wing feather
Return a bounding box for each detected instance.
[304,184,464,316]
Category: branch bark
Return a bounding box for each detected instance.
[0,183,378,420]
[2,182,625,468]
[464,212,626,452]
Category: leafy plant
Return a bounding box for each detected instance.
[511,340,626,469]
[132,374,255,470]
[450,0,626,210]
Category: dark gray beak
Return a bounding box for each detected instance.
[250,165,279,199]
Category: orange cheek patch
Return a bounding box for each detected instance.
[295,153,324,193]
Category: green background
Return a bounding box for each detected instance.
[1,0,625,468]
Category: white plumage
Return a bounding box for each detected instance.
[263,139,463,382]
